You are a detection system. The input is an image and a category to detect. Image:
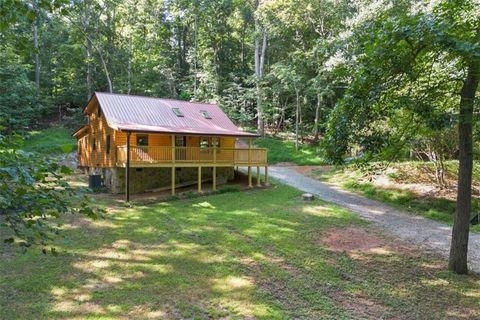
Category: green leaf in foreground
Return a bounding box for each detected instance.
[0,133,104,252]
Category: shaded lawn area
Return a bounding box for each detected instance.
[310,164,480,233]
[1,185,480,319]
[254,137,327,165]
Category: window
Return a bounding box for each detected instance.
[106,135,111,154]
[137,135,148,146]
[175,136,186,147]
[85,115,90,124]
[211,137,220,148]
[172,108,184,117]
[92,137,96,151]
[200,137,209,149]
[200,110,212,119]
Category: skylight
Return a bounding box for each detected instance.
[200,110,212,119]
[172,108,184,117]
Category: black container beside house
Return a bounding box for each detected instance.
[88,174,102,189]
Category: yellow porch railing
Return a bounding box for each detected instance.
[116,146,267,166]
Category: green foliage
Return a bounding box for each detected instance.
[0,134,102,251]
[0,47,40,132]
[323,0,479,162]
[22,128,76,154]
[0,0,354,139]
[255,137,328,165]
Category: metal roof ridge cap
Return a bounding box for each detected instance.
[94,91,218,106]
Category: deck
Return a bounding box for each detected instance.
[116,146,268,167]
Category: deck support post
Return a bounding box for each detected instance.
[248,166,252,187]
[212,166,217,191]
[198,166,202,193]
[171,135,176,196]
[125,132,131,202]
[265,166,269,186]
[256,166,260,186]
[171,135,175,164]
[248,138,252,166]
[171,167,175,195]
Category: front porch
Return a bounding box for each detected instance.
[116,146,268,167]
[116,141,268,202]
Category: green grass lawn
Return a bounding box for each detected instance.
[254,137,327,165]
[22,127,76,154]
[312,163,480,233]
[1,184,479,319]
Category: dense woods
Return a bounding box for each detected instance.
[1,0,355,135]
[1,0,479,274]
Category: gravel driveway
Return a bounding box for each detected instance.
[252,166,480,273]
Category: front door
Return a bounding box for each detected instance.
[175,136,186,160]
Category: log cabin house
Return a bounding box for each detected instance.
[73,92,268,200]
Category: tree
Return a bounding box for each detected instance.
[254,0,267,136]
[269,63,304,150]
[31,0,40,89]
[0,134,102,252]
[0,47,39,133]
[324,0,479,274]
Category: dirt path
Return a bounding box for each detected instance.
[257,166,480,273]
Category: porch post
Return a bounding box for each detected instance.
[265,166,269,186]
[212,166,217,191]
[248,137,253,187]
[171,167,175,195]
[256,166,260,186]
[248,137,252,165]
[125,132,131,202]
[198,166,202,193]
[248,166,252,187]
[171,135,175,195]
[213,145,217,191]
[171,135,175,164]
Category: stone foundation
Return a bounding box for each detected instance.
[102,166,234,194]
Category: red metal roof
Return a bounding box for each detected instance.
[94,92,258,137]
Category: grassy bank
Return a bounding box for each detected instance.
[1,184,479,319]
[23,127,76,154]
[311,161,480,233]
[254,137,327,165]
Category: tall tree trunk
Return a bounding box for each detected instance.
[241,15,247,66]
[32,0,40,89]
[295,88,300,151]
[127,34,132,94]
[254,0,266,137]
[86,38,92,99]
[314,93,322,143]
[300,99,303,144]
[84,1,92,100]
[193,15,198,98]
[99,45,113,93]
[213,45,220,94]
[71,3,112,93]
[448,63,479,274]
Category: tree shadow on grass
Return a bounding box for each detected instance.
[2,185,480,319]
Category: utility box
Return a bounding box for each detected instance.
[88,174,102,189]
